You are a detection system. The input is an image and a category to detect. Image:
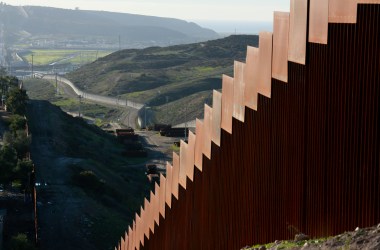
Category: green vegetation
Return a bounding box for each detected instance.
[25,100,149,249]
[170,144,180,153]
[72,169,106,194]
[22,78,124,127]
[9,233,37,250]
[5,88,28,115]
[67,35,259,125]
[0,71,33,186]
[9,115,27,133]
[22,50,112,66]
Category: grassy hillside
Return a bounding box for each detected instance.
[26,99,149,249]
[67,35,259,124]
[23,78,125,126]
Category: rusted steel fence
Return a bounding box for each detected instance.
[116,2,380,249]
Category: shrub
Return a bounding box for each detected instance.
[9,233,36,250]
[9,115,27,133]
[72,170,105,193]
[0,145,18,184]
[6,87,28,115]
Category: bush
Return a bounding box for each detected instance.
[0,145,18,184]
[9,233,36,250]
[2,130,31,159]
[14,159,34,182]
[6,87,28,115]
[72,170,105,193]
[9,115,27,133]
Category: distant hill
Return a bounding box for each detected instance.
[67,35,259,125]
[0,3,219,48]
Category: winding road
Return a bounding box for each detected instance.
[41,74,144,109]
[40,74,147,128]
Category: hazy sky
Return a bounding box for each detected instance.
[4,0,290,22]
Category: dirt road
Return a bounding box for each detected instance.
[136,130,179,166]
[28,101,97,250]
[27,100,149,250]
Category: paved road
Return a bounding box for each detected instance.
[40,74,145,129]
[41,74,144,110]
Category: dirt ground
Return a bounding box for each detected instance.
[27,101,97,250]
[26,100,151,250]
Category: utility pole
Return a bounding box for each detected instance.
[55,73,58,96]
[78,95,82,117]
[165,96,169,123]
[31,53,34,78]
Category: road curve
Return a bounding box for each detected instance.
[41,74,144,110]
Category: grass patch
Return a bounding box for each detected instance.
[193,66,219,73]
[90,208,130,250]
[170,144,180,153]
[23,78,123,126]
[23,49,112,66]
[66,35,258,125]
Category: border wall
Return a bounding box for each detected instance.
[116,1,380,249]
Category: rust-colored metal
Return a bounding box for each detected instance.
[143,199,149,239]
[309,0,329,44]
[153,183,159,225]
[244,46,259,111]
[121,236,125,250]
[358,0,380,3]
[179,140,188,188]
[159,175,166,219]
[211,90,222,146]
[329,0,358,23]
[123,234,127,250]
[203,104,213,159]
[172,152,180,200]
[233,61,246,122]
[128,227,133,250]
[257,32,273,98]
[221,74,234,134]
[165,162,173,208]
[136,212,142,248]
[186,131,196,181]
[272,11,290,83]
[288,0,308,65]
[194,119,204,170]
[125,4,380,250]
[133,220,137,250]
[149,191,155,235]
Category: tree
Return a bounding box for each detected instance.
[0,145,18,184]
[2,130,31,159]
[13,159,34,182]
[5,87,28,115]
[9,115,27,134]
[13,130,31,159]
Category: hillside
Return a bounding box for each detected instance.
[0,3,219,49]
[26,100,150,250]
[67,35,259,124]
